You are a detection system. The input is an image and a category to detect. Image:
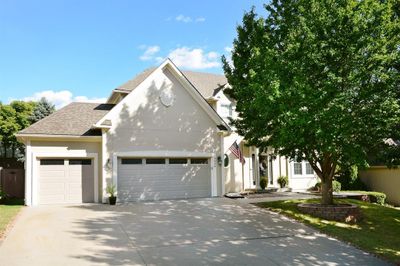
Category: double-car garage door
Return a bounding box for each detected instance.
[38,158,94,205]
[37,156,211,204]
[117,157,211,202]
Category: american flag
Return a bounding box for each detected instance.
[229,141,245,164]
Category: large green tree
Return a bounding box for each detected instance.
[0,101,36,158]
[223,0,400,205]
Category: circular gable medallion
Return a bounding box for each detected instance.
[160,89,175,107]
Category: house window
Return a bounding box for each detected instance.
[40,159,64,165]
[305,162,314,175]
[293,162,303,175]
[145,158,166,164]
[293,161,314,176]
[220,104,232,118]
[121,158,142,164]
[190,158,208,164]
[69,159,91,165]
[169,158,188,164]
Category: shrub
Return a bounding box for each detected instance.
[0,186,8,204]
[277,176,288,188]
[260,177,268,190]
[370,192,386,205]
[336,165,368,190]
[332,180,341,192]
[313,181,341,192]
[346,191,387,205]
[313,182,321,191]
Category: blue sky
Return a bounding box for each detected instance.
[0,0,266,108]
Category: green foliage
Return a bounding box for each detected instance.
[223,0,400,204]
[345,190,387,205]
[106,184,116,197]
[332,180,341,192]
[29,97,55,124]
[260,177,268,190]
[257,199,400,263]
[277,176,288,188]
[0,101,36,159]
[0,186,7,203]
[369,192,386,205]
[336,165,367,190]
[314,182,321,191]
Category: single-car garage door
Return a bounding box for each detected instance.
[38,158,94,204]
[117,157,211,202]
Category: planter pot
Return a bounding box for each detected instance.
[109,196,117,205]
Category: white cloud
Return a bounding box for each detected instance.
[23,90,107,109]
[176,14,192,23]
[166,47,220,69]
[139,45,160,61]
[195,17,206,22]
[173,15,205,23]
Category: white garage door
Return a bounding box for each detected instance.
[38,159,94,205]
[117,157,211,202]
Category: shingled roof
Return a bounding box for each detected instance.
[117,68,228,98]
[18,67,228,137]
[19,102,115,136]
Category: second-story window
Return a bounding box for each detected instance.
[220,104,233,118]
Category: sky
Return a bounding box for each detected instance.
[0,0,266,108]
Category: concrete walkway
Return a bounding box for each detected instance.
[0,198,389,266]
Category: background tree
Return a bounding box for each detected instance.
[0,101,36,158]
[29,97,55,124]
[223,0,400,205]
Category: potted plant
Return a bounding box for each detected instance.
[277,176,288,188]
[260,177,268,190]
[106,184,117,205]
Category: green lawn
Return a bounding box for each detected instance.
[256,199,400,264]
[0,199,24,239]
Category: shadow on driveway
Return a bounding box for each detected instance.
[65,198,387,266]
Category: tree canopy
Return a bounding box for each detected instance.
[0,98,55,160]
[223,0,400,204]
[0,101,36,158]
[29,97,55,124]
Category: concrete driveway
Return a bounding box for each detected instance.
[0,198,389,266]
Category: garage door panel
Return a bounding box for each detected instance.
[38,159,94,205]
[39,170,66,178]
[39,183,65,194]
[118,157,211,202]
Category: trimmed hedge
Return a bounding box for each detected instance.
[344,191,387,205]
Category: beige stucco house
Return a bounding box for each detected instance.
[17,59,317,206]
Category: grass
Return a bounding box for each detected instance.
[256,198,400,264]
[0,199,24,239]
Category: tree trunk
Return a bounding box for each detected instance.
[321,175,333,205]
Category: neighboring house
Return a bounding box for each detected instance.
[16,59,317,206]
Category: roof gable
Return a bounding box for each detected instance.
[113,66,227,100]
[96,59,229,130]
